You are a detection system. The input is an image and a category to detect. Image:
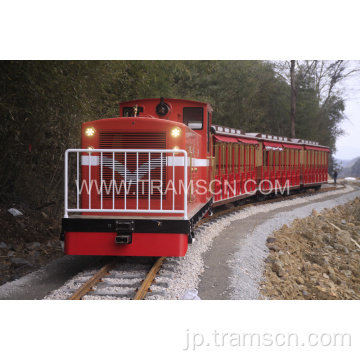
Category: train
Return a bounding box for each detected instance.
[60,97,329,257]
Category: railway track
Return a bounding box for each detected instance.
[68,256,175,300]
[67,185,345,300]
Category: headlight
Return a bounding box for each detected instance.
[85,127,95,137]
[87,146,94,150]
[172,146,180,154]
[171,126,181,138]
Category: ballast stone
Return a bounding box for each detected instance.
[266,236,276,243]
[11,258,33,268]
[181,289,201,300]
[8,208,23,216]
[26,242,41,250]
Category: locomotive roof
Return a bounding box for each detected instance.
[119,98,213,111]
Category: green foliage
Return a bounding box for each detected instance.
[0,60,348,211]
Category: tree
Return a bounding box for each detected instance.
[274,60,359,140]
[290,60,296,138]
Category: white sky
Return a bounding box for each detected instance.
[335,74,360,160]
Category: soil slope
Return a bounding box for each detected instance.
[261,197,360,299]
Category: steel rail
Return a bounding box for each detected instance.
[68,260,117,300]
[133,257,166,300]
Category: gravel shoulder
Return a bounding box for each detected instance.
[196,186,360,300]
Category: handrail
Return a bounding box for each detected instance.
[64,149,188,219]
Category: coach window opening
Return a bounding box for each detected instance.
[279,147,282,170]
[263,147,266,167]
[273,148,275,172]
[232,144,235,174]
[217,143,221,177]
[239,144,242,174]
[293,149,296,168]
[207,112,211,153]
[221,143,223,175]
[226,144,229,175]
[245,145,247,172]
[237,144,240,173]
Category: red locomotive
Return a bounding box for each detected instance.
[61,98,329,257]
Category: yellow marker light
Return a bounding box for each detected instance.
[85,127,95,137]
[171,127,181,138]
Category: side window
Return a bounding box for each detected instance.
[183,107,203,130]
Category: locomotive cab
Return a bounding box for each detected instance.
[119,98,214,203]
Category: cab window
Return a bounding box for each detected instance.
[183,107,203,130]
[123,106,143,117]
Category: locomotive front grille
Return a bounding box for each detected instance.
[98,132,167,200]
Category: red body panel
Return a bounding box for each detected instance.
[65,232,188,257]
[81,115,206,218]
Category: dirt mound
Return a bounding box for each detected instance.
[0,201,63,285]
[261,197,360,299]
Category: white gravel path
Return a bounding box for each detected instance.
[161,185,358,299]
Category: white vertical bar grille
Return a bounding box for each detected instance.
[160,152,163,211]
[88,152,91,209]
[100,152,103,210]
[183,152,188,219]
[76,152,79,210]
[112,153,115,210]
[172,153,175,211]
[136,152,139,210]
[65,149,188,217]
[124,152,127,209]
[64,150,69,218]
[148,152,150,210]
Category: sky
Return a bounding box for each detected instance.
[335,74,360,160]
